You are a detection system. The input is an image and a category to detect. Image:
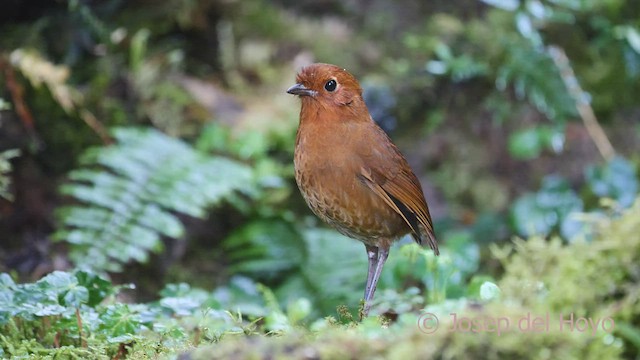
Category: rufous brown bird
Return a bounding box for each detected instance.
[287,63,439,316]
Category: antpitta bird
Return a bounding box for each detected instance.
[287,63,439,316]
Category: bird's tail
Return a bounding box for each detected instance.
[417,223,439,256]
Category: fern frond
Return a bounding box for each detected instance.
[0,149,20,201]
[53,127,254,272]
[496,39,577,122]
[223,220,367,312]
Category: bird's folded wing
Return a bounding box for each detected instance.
[359,166,439,255]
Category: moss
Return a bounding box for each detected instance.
[497,200,640,320]
[180,199,640,360]
[183,306,621,360]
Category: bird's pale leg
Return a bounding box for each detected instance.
[364,245,379,301]
[362,245,390,316]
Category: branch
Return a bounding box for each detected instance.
[547,45,615,161]
[1,56,36,134]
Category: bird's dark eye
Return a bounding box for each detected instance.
[324,79,337,92]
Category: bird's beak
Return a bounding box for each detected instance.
[287,83,316,97]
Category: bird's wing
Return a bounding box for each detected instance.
[357,127,438,255]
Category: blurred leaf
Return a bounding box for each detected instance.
[99,304,143,339]
[130,29,151,72]
[211,276,266,317]
[617,25,640,54]
[196,122,232,153]
[466,275,498,299]
[74,270,115,307]
[37,271,88,308]
[427,43,488,82]
[510,175,583,237]
[160,297,202,317]
[286,297,311,325]
[10,49,77,113]
[224,219,305,278]
[586,156,638,208]
[471,212,508,243]
[480,0,520,11]
[230,130,270,160]
[157,283,210,316]
[615,321,640,353]
[443,230,480,280]
[479,281,501,301]
[508,126,564,159]
[515,12,541,45]
[20,303,67,317]
[54,127,255,272]
[370,287,424,315]
[427,231,479,301]
[300,228,367,313]
[508,127,543,159]
[496,40,577,122]
[0,149,20,201]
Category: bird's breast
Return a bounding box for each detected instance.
[294,123,409,244]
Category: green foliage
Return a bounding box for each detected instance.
[394,0,639,176]
[496,38,577,122]
[508,125,564,159]
[426,42,489,82]
[586,156,638,208]
[4,197,640,359]
[0,270,276,358]
[0,270,124,357]
[369,236,484,315]
[0,149,19,201]
[187,313,620,360]
[510,175,583,238]
[223,214,484,317]
[497,197,640,353]
[484,0,640,115]
[223,219,304,278]
[2,1,640,358]
[53,127,255,272]
[379,231,480,305]
[224,221,368,315]
[510,156,638,239]
[184,196,640,359]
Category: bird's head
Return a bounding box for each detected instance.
[287,63,364,110]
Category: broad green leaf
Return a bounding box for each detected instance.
[586,156,638,208]
[75,270,115,307]
[510,175,583,237]
[99,304,143,337]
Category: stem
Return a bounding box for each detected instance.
[547,45,615,161]
[75,308,87,348]
[1,56,36,133]
[79,109,113,145]
[54,331,61,348]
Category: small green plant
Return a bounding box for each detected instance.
[53,127,256,272]
[224,223,368,315]
[0,270,128,358]
[0,269,310,359]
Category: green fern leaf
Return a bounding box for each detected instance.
[53,127,254,272]
[223,219,367,312]
[496,40,577,122]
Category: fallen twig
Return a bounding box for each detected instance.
[547,45,615,161]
